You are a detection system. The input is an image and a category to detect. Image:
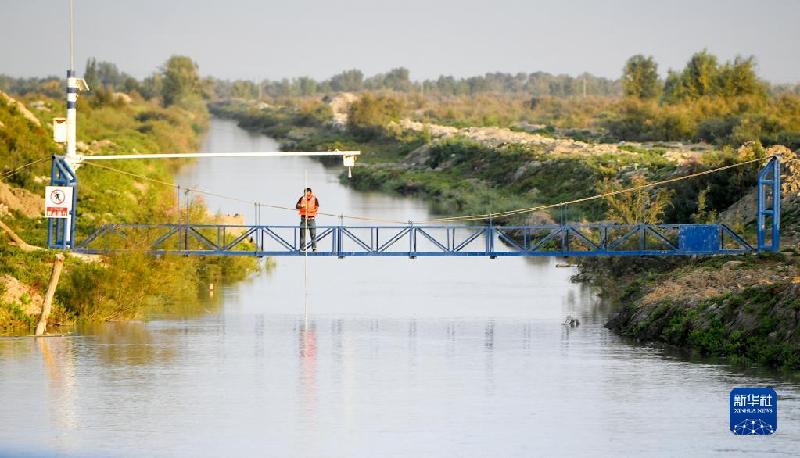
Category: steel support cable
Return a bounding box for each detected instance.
[81,161,409,224]
[422,157,771,223]
[82,155,795,226]
[1,158,49,180]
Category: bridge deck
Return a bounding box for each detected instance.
[74,223,756,258]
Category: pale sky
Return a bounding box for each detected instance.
[3,0,799,83]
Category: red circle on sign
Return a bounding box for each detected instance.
[50,189,66,205]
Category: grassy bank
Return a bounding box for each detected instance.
[1,90,258,334]
[590,253,800,370]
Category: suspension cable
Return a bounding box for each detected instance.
[423,156,769,223]
[81,161,409,223]
[80,155,793,225]
[1,158,48,180]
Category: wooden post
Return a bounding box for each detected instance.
[35,253,65,336]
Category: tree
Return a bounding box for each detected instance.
[600,175,674,224]
[140,73,163,100]
[296,77,317,96]
[717,56,765,98]
[161,55,202,107]
[96,61,124,88]
[622,55,660,99]
[231,80,257,99]
[383,67,412,91]
[681,50,719,98]
[330,69,364,92]
[122,76,141,95]
[347,94,404,139]
[662,70,686,103]
[84,58,99,91]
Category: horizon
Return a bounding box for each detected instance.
[3,0,800,84]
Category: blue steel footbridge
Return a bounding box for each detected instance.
[47,155,783,258]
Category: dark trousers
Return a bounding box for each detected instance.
[300,217,317,250]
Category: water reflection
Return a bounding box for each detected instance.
[36,337,78,439]
[82,321,177,367]
[298,321,318,416]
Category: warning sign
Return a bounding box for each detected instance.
[45,186,73,218]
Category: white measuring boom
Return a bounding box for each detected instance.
[79,151,360,160]
[76,151,361,176]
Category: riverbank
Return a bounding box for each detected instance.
[210,96,800,370]
[578,253,800,370]
[0,92,258,335]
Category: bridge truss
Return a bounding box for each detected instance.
[74,222,756,258]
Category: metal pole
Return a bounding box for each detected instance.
[69,0,74,72]
[337,214,344,259]
[65,0,78,167]
[303,169,309,326]
[757,171,765,250]
[184,189,190,251]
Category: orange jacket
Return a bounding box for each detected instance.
[296,194,319,218]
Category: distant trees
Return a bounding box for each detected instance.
[78,55,206,107]
[207,69,622,100]
[84,58,131,91]
[140,73,163,100]
[0,75,62,98]
[230,80,258,99]
[295,77,318,96]
[604,50,790,146]
[365,67,412,91]
[622,55,660,99]
[663,51,766,102]
[717,56,765,98]
[330,69,364,92]
[83,58,141,105]
[680,50,719,98]
[347,94,404,139]
[161,55,203,107]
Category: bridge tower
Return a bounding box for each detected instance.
[47,0,85,249]
[757,156,781,252]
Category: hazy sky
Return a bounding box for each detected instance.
[4,0,800,83]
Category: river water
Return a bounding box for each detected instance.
[1,119,798,457]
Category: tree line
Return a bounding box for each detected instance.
[2,52,797,103]
[610,51,800,147]
[0,55,205,110]
[622,50,766,101]
[212,68,621,99]
[2,51,798,148]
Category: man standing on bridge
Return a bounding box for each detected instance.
[296,187,320,251]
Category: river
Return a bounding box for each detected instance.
[1,119,798,457]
